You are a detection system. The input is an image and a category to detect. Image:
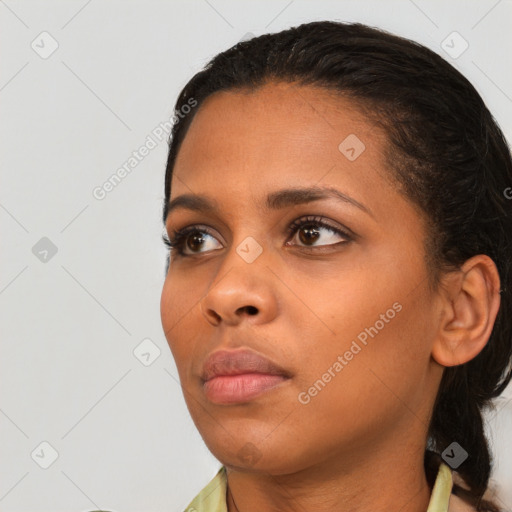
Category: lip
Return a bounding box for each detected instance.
[201,349,291,404]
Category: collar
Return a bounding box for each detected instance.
[185,461,454,512]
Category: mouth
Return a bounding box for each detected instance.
[201,348,291,404]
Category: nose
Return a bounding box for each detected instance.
[200,266,279,327]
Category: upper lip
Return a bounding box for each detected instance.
[201,349,291,382]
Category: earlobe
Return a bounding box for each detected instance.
[431,255,501,368]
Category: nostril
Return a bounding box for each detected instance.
[243,306,258,315]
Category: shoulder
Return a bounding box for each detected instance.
[184,466,227,512]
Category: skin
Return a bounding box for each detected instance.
[160,81,501,512]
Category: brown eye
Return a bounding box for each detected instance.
[164,226,222,256]
[297,224,321,245]
[182,230,222,255]
[187,232,207,252]
[287,216,352,248]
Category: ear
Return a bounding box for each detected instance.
[431,255,501,367]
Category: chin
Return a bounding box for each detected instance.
[199,426,314,476]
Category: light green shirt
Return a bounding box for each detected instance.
[185,462,456,512]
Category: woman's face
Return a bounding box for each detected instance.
[160,82,444,475]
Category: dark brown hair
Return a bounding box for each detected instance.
[162,20,512,511]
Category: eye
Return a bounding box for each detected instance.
[285,215,351,248]
[162,215,352,259]
[162,226,222,257]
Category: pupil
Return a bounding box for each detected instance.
[188,232,204,251]
[299,225,320,245]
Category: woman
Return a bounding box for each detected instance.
[160,21,512,512]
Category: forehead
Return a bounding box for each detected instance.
[171,82,390,199]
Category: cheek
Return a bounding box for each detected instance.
[160,279,176,346]
[160,275,199,365]
[290,299,433,451]
[294,255,434,407]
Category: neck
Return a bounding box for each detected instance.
[225,435,432,512]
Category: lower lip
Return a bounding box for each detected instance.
[203,373,289,404]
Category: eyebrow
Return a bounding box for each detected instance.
[163,186,373,222]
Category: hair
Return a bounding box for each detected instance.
[162,20,512,511]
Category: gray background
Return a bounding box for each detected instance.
[1,0,511,511]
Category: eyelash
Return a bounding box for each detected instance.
[162,215,352,258]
